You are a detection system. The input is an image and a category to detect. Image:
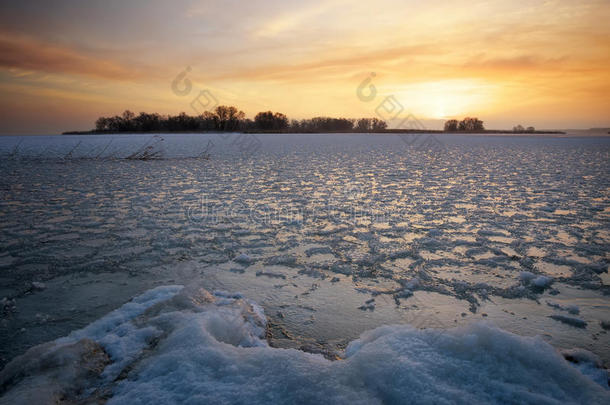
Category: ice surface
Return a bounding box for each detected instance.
[1,133,609,372]
[1,286,608,404]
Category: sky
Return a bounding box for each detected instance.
[0,0,609,133]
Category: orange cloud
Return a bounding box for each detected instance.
[0,33,146,81]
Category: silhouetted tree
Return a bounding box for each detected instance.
[95,117,109,131]
[214,106,245,131]
[458,117,484,131]
[444,119,459,131]
[370,118,387,131]
[298,117,354,131]
[356,118,371,131]
[254,111,289,130]
[92,108,387,133]
[134,112,163,131]
[290,119,301,130]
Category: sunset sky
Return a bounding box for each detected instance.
[0,0,609,133]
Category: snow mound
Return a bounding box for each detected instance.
[1,286,608,405]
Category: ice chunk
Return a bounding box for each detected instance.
[519,271,536,283]
[519,272,553,289]
[305,246,333,257]
[234,253,253,264]
[358,298,375,311]
[264,255,297,266]
[532,275,553,288]
[395,289,414,299]
[401,277,420,290]
[427,229,442,237]
[30,281,46,291]
[1,297,16,315]
[549,315,588,329]
[255,271,286,279]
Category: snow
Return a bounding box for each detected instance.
[55,285,184,379]
[562,349,609,387]
[2,286,608,404]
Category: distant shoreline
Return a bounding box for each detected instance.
[62,129,567,135]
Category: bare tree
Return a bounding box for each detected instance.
[444,119,459,131]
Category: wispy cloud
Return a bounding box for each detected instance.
[0,34,146,81]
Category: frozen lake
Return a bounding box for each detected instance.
[0,132,609,400]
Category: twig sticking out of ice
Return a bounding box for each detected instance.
[125,136,165,160]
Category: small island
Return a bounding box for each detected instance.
[64,107,565,135]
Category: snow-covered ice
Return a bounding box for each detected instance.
[1,285,608,404]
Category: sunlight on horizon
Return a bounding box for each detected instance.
[391,80,496,120]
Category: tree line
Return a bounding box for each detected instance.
[512,124,536,133]
[94,107,388,133]
[443,117,485,132]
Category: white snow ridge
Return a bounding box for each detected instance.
[1,286,608,404]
